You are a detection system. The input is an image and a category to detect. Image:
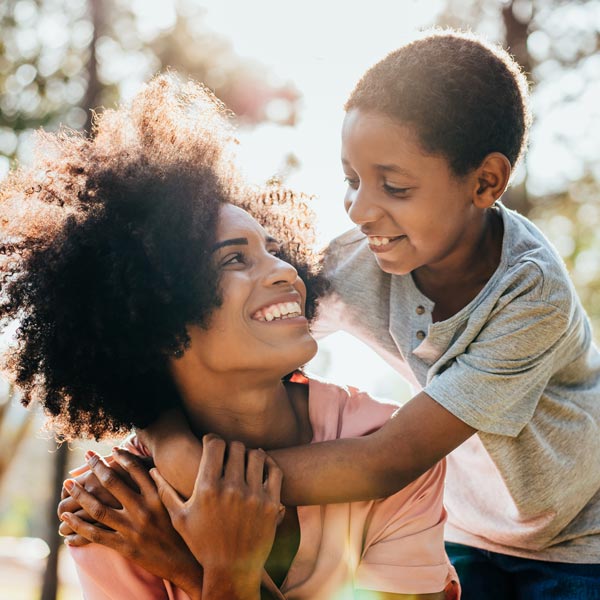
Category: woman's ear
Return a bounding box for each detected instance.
[472,152,512,208]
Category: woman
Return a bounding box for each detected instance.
[1,75,458,598]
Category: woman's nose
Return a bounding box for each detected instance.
[344,186,380,225]
[263,253,298,286]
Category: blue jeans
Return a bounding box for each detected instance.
[446,542,600,599]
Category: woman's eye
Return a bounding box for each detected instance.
[222,253,244,266]
[383,183,411,197]
[344,176,359,190]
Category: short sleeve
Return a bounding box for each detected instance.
[69,545,174,600]
[354,461,458,597]
[426,297,569,436]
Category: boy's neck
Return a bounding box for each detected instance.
[413,208,504,322]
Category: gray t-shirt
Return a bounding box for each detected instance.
[315,202,600,562]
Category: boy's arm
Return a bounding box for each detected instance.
[142,392,474,505]
[273,391,475,505]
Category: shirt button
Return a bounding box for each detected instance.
[416,330,426,340]
[416,305,425,315]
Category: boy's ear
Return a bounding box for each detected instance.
[472,153,511,208]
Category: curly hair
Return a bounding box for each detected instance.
[0,74,325,441]
[345,29,532,176]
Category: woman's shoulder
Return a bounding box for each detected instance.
[305,374,398,442]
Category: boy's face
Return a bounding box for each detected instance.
[341,108,481,277]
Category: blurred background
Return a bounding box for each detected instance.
[0,0,599,598]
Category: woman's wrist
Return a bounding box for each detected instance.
[171,564,204,600]
[201,566,262,600]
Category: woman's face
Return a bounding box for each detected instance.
[183,204,317,377]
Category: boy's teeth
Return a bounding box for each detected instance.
[370,236,391,246]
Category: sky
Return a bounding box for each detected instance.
[199,0,445,242]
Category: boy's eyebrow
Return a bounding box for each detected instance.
[376,164,415,178]
[211,236,280,252]
[341,158,415,179]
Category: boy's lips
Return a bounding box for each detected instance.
[367,235,406,253]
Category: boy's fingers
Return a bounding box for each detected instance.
[57,494,81,519]
[61,512,117,548]
[110,448,155,498]
[198,434,226,483]
[63,534,91,547]
[59,507,96,537]
[150,468,183,516]
[63,480,120,530]
[85,451,137,509]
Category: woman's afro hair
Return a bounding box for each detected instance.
[345,29,532,176]
[0,73,326,440]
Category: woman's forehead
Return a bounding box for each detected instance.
[216,204,271,241]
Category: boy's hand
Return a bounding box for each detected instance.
[57,456,125,545]
[60,448,203,597]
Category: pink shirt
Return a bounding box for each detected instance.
[70,376,459,599]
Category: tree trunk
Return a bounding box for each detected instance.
[39,443,69,600]
[502,0,534,216]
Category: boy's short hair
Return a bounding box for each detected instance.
[345,29,531,176]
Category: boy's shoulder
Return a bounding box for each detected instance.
[497,203,576,310]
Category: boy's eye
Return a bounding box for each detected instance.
[383,183,411,197]
[344,176,359,190]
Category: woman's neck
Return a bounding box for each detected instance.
[173,367,311,450]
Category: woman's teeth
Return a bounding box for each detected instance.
[253,301,302,322]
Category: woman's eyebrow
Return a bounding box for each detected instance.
[211,236,280,252]
[211,237,248,252]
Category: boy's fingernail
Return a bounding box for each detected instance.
[64,479,75,491]
[85,450,98,464]
[59,512,70,522]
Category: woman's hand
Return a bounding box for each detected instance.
[151,434,284,600]
[60,448,203,598]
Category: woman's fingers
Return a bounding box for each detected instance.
[63,479,120,530]
[60,512,118,548]
[84,451,137,509]
[246,449,267,491]
[224,441,246,485]
[198,434,226,483]
[149,468,184,516]
[110,448,156,499]
[264,456,283,507]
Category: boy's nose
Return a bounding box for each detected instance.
[345,188,381,225]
